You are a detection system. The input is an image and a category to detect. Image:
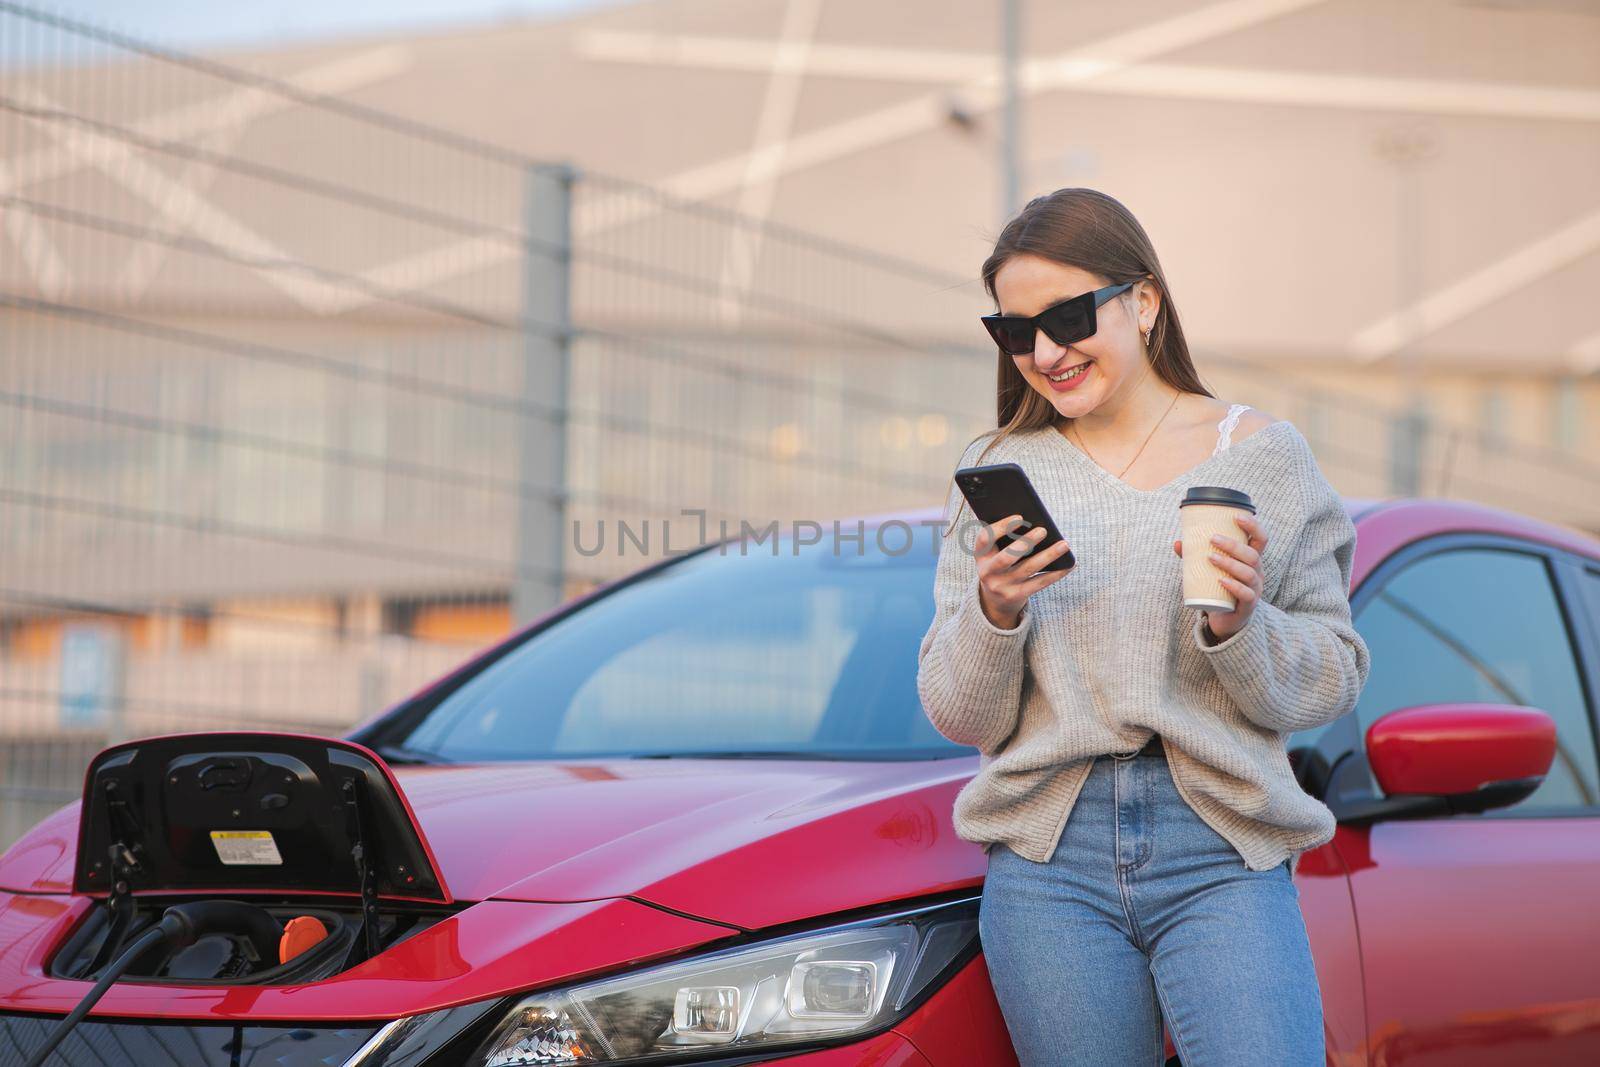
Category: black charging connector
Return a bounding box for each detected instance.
[23,902,282,1067]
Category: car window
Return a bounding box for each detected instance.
[1583,565,1600,635]
[1349,547,1599,811]
[399,537,965,760]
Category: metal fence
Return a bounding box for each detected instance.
[3,2,1599,850]
[0,1,1000,845]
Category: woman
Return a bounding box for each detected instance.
[916,188,1371,1067]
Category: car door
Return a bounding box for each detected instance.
[1331,534,1600,1067]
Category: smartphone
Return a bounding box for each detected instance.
[954,462,1076,572]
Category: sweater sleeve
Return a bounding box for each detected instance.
[1191,436,1371,734]
[916,438,1032,755]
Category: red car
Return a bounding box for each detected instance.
[1,496,1597,1066]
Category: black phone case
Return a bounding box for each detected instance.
[953,462,1076,571]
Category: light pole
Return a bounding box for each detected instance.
[1375,123,1438,496]
[1000,0,1022,224]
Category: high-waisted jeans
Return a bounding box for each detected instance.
[978,744,1325,1066]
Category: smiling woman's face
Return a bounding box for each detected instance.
[992,253,1156,420]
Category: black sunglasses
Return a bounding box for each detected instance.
[980,281,1135,357]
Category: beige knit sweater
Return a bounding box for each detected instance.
[916,417,1371,874]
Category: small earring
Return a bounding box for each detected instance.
[1143,326,1152,346]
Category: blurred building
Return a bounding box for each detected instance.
[2,0,1598,840]
[176,0,1600,428]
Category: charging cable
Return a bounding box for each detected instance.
[24,901,282,1067]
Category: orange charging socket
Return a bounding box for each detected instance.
[278,916,329,965]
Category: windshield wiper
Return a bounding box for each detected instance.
[633,750,860,761]
[374,743,451,766]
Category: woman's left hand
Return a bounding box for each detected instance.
[1171,511,1267,643]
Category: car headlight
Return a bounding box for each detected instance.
[473,895,977,1065]
[331,895,978,1066]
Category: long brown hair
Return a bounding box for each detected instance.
[945,187,1214,533]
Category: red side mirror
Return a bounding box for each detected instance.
[1366,703,1557,798]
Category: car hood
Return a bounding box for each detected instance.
[0,756,985,929]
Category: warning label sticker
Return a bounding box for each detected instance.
[210,830,284,866]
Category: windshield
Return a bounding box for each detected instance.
[395,534,971,761]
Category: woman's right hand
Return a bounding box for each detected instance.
[975,515,1073,630]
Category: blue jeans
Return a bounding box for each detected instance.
[978,748,1325,1066]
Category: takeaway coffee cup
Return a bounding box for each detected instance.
[1179,486,1256,612]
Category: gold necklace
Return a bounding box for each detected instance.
[1070,389,1183,479]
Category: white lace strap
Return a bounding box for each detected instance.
[1212,403,1250,456]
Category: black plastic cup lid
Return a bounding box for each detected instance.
[1179,485,1255,512]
